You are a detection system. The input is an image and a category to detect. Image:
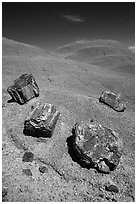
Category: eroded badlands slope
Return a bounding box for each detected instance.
[2,37,135,202]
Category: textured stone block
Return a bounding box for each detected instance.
[7,73,39,104]
[99,91,126,112]
[73,121,123,173]
[24,102,60,138]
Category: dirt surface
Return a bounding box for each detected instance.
[2,37,135,202]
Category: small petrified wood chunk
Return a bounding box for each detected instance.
[73,122,123,173]
[99,91,126,112]
[22,169,32,176]
[105,184,119,193]
[7,73,39,105]
[24,102,60,138]
[22,152,34,162]
[39,166,48,173]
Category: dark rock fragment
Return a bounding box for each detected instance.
[90,118,94,122]
[7,73,39,105]
[2,188,8,201]
[99,91,126,112]
[105,184,119,193]
[111,198,117,202]
[22,152,34,162]
[72,121,123,173]
[99,194,104,198]
[24,102,60,138]
[22,169,32,176]
[39,166,48,173]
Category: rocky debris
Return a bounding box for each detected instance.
[99,91,126,112]
[72,121,123,173]
[2,188,8,201]
[39,166,48,173]
[105,184,119,193]
[22,169,32,176]
[22,152,34,162]
[105,196,117,202]
[90,118,94,123]
[7,73,39,105]
[24,102,60,138]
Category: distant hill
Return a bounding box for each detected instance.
[53,39,135,74]
[2,37,49,57]
[54,39,125,54]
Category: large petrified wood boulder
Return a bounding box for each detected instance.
[72,122,123,173]
[99,91,126,112]
[24,102,60,138]
[7,73,39,105]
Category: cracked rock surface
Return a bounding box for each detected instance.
[24,102,60,138]
[7,73,39,105]
[73,122,123,173]
[99,91,126,112]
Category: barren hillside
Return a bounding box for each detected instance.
[2,37,135,202]
[54,39,135,75]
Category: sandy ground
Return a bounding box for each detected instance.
[2,38,135,202]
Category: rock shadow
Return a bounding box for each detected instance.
[66,129,91,170]
[7,97,24,105]
[23,128,52,139]
[7,97,17,104]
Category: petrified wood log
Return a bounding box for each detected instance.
[7,73,39,105]
[24,102,60,138]
[99,91,126,112]
[73,121,123,173]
